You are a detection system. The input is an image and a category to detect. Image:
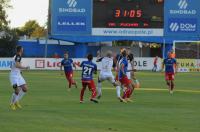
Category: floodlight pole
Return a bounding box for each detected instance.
[197,42,200,59]
[44,24,48,58]
[45,39,48,58]
[163,38,166,59]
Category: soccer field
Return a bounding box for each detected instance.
[0,71,200,132]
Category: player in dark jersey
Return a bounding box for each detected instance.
[79,54,98,103]
[162,52,177,94]
[113,48,125,81]
[118,49,135,102]
[61,52,77,91]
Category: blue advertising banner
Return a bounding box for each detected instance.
[49,0,200,43]
[165,0,200,37]
[51,0,92,35]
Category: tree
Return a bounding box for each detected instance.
[0,29,18,57]
[19,20,46,38]
[31,26,47,38]
[0,0,11,29]
[0,0,18,57]
[20,20,40,37]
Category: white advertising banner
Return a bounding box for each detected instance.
[0,57,162,71]
[92,28,164,36]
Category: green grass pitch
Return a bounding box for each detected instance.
[0,71,200,132]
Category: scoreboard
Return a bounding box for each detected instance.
[93,0,164,28]
[50,0,164,37]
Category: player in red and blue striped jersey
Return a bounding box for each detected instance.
[162,52,178,94]
[79,54,98,103]
[60,52,77,91]
[118,49,135,102]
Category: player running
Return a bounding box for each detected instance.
[79,54,98,103]
[162,52,178,94]
[9,46,30,110]
[118,49,135,102]
[96,50,125,102]
[61,52,77,91]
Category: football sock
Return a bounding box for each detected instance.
[18,89,26,101]
[123,88,129,99]
[80,88,86,101]
[72,80,76,85]
[97,82,102,96]
[167,82,170,86]
[91,88,97,99]
[171,82,174,91]
[69,80,72,88]
[116,86,121,98]
[11,93,17,104]
[127,89,133,98]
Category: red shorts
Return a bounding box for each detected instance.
[82,80,96,90]
[119,76,131,87]
[165,72,175,80]
[115,73,119,81]
[65,71,73,81]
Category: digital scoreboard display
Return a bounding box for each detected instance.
[93,0,164,28]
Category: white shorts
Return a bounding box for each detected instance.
[126,72,131,80]
[99,73,115,84]
[10,73,26,86]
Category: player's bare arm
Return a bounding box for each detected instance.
[174,63,178,74]
[15,62,29,70]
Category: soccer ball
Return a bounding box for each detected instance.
[134,79,140,88]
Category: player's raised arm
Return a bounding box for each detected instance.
[97,50,101,58]
[96,50,104,62]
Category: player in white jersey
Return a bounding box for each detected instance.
[126,53,135,80]
[9,46,30,110]
[96,51,125,102]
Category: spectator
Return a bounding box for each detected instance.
[52,52,60,59]
[152,56,158,72]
